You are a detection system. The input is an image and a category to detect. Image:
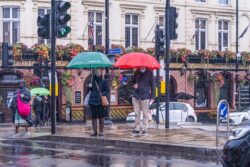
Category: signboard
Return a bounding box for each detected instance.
[218,100,229,119]
[240,81,250,108]
[108,48,122,55]
[75,91,81,104]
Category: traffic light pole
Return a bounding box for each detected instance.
[155,25,160,124]
[51,0,56,134]
[165,0,170,129]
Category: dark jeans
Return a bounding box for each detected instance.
[35,110,43,127]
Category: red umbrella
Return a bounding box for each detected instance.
[114,52,161,69]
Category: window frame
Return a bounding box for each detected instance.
[195,0,207,3]
[194,73,210,109]
[38,8,51,44]
[218,0,229,5]
[218,20,229,51]
[1,6,20,44]
[125,13,139,48]
[88,11,104,46]
[195,18,207,50]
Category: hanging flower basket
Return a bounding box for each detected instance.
[65,43,84,60]
[197,50,211,63]
[56,45,66,60]
[31,44,50,60]
[210,73,224,87]
[241,52,250,66]
[176,48,191,63]
[224,50,236,62]
[13,42,27,61]
[146,47,155,56]
[125,46,145,53]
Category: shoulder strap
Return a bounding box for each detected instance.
[94,80,102,96]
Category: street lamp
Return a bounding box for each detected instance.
[236,0,240,108]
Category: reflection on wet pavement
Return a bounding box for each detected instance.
[0,139,222,167]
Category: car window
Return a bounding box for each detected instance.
[169,103,174,110]
[174,103,184,110]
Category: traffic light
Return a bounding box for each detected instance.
[169,7,178,40]
[155,25,165,56]
[55,1,71,38]
[2,43,14,68]
[37,14,50,39]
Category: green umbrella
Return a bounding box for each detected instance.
[67,52,113,69]
[30,88,50,96]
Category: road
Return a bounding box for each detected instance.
[0,138,222,167]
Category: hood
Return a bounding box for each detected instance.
[36,96,42,102]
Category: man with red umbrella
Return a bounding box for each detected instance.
[132,67,155,135]
[114,52,160,135]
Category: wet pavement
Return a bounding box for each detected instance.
[0,122,230,166]
[0,138,222,167]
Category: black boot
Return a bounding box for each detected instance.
[91,119,98,136]
[99,118,104,136]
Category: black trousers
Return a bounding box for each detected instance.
[35,110,43,127]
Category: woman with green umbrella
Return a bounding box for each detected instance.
[68,52,112,136]
[87,69,109,136]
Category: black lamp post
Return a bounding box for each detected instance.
[236,0,240,108]
[165,0,170,128]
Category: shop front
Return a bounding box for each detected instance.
[0,70,22,123]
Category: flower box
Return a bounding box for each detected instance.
[187,55,202,63]
[209,57,226,64]
[22,50,38,61]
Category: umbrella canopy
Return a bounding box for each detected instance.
[173,92,196,100]
[114,52,160,70]
[67,52,113,69]
[30,88,50,96]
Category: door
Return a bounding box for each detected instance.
[170,103,184,122]
[0,89,16,122]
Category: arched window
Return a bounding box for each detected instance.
[220,73,233,107]
[195,73,209,108]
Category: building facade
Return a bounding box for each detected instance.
[0,0,250,123]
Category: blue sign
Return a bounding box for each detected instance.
[218,100,229,119]
[108,48,122,55]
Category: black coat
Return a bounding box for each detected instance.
[33,97,43,113]
[88,75,109,106]
[133,70,155,100]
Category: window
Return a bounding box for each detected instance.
[88,11,103,46]
[125,14,139,48]
[74,91,81,104]
[159,16,164,27]
[219,0,229,5]
[219,74,232,105]
[2,7,20,44]
[195,18,207,50]
[195,74,209,108]
[196,0,206,2]
[38,8,51,44]
[218,20,229,51]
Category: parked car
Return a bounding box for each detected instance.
[221,120,250,167]
[126,102,197,123]
[220,107,250,125]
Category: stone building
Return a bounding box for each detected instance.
[0,0,250,123]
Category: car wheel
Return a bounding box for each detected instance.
[186,116,195,122]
